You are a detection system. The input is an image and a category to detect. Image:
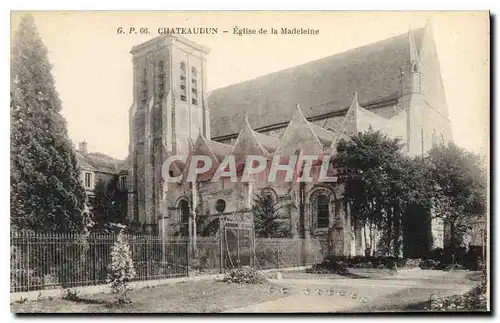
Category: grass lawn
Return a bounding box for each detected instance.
[11,280,289,313]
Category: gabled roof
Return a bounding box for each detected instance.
[209,27,426,139]
[204,139,234,162]
[329,93,408,152]
[252,130,280,153]
[276,105,324,155]
[188,133,234,182]
[308,122,336,147]
[231,117,272,157]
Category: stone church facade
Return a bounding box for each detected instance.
[126,22,452,257]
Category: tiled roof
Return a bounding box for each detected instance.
[208,28,425,138]
[76,151,123,174]
[75,152,96,171]
[117,155,131,174]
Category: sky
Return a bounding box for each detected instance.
[10,11,490,160]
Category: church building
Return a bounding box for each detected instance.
[125,22,452,257]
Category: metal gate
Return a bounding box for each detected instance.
[219,214,255,271]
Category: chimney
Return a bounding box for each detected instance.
[78,141,88,155]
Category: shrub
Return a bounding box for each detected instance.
[306,259,349,274]
[429,281,487,311]
[397,258,422,269]
[419,259,442,270]
[61,288,80,301]
[222,266,267,284]
[107,230,136,303]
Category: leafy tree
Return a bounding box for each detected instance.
[427,143,487,249]
[11,14,86,232]
[252,192,291,238]
[91,178,127,231]
[107,230,136,303]
[336,129,434,256]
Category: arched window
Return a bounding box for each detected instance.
[191,67,198,105]
[314,194,330,229]
[180,62,187,101]
[179,199,190,236]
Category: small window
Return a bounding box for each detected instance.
[215,199,226,213]
[119,176,127,191]
[140,67,148,103]
[84,172,93,189]
[191,67,198,105]
[180,62,187,101]
[157,61,165,97]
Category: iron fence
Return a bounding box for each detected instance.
[254,238,326,270]
[10,233,189,293]
[11,232,327,293]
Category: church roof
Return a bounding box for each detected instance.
[208,28,425,139]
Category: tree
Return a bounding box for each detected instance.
[252,192,291,238]
[92,178,127,231]
[427,143,487,249]
[107,230,136,303]
[11,14,86,232]
[336,129,434,256]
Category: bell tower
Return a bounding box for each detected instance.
[128,35,210,231]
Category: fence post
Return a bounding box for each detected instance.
[236,228,240,268]
[186,239,190,277]
[27,233,30,292]
[219,232,223,274]
[297,239,300,267]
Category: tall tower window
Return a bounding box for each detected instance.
[191,67,198,105]
[180,62,187,102]
[140,67,148,104]
[156,60,165,99]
